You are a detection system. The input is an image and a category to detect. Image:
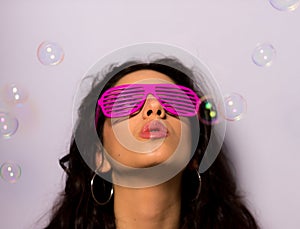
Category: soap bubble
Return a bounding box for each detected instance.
[269,0,300,11]
[37,41,64,66]
[199,96,219,125]
[223,93,247,121]
[252,43,276,67]
[0,162,21,183]
[3,84,28,104]
[0,112,19,138]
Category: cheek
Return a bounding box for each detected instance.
[172,121,182,137]
[173,118,193,153]
[102,119,150,168]
[103,119,142,159]
[168,117,189,141]
[103,121,120,155]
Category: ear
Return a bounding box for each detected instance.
[95,151,111,173]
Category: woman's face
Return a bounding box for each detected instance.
[102,69,193,169]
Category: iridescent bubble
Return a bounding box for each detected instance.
[0,162,21,183]
[37,41,64,66]
[252,43,276,67]
[199,96,219,125]
[269,0,300,11]
[0,112,19,138]
[3,84,28,104]
[223,93,247,121]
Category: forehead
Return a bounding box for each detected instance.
[115,69,176,86]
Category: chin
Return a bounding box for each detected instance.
[137,150,173,167]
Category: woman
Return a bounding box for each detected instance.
[45,58,259,228]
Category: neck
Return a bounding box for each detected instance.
[113,173,182,229]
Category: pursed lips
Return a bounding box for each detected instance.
[139,120,168,139]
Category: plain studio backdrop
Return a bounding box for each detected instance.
[0,1,299,228]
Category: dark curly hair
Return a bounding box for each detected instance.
[44,58,259,229]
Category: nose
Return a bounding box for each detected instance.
[142,95,166,119]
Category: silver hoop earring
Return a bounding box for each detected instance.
[91,173,113,205]
[191,169,202,201]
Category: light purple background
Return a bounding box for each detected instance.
[1,1,300,228]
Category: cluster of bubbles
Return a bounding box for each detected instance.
[1,85,24,183]
[1,41,64,183]
[197,1,298,123]
[0,162,21,183]
[1,86,22,182]
[207,2,298,123]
